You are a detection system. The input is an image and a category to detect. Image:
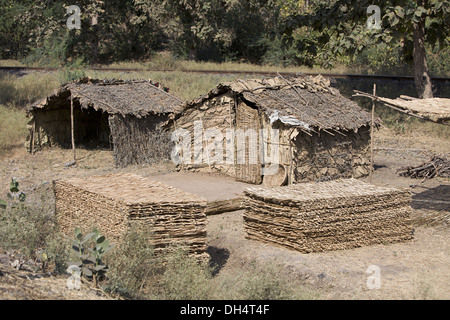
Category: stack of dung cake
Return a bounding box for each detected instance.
[243,178,413,253]
[53,173,208,259]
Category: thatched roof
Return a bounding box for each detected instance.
[28,78,184,118]
[182,75,375,132]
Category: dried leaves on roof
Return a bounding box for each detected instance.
[29,78,184,118]
[184,75,374,132]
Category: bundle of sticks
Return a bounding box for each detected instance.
[397,154,450,180]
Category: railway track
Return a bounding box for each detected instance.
[1,65,449,82]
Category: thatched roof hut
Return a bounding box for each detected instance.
[173,75,377,185]
[26,78,183,167]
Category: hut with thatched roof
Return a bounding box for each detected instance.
[172,75,377,185]
[26,78,183,167]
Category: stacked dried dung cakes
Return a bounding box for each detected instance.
[53,173,208,259]
[243,179,413,253]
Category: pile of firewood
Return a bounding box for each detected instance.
[397,154,450,179]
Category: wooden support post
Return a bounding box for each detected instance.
[288,129,295,185]
[30,120,35,155]
[70,94,76,163]
[369,84,376,183]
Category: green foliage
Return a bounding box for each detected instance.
[8,178,26,203]
[279,0,450,96]
[67,227,114,285]
[0,188,57,258]
[0,178,27,210]
[1,0,449,74]
[57,58,87,84]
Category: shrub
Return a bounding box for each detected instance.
[159,246,212,300]
[104,230,160,299]
[0,189,57,258]
[212,259,320,300]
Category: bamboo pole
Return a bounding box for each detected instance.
[369,84,376,183]
[353,90,450,126]
[30,119,35,155]
[70,94,76,163]
[288,128,295,185]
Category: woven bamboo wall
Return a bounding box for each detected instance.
[243,179,413,253]
[234,100,262,184]
[53,173,208,259]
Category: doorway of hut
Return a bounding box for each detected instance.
[32,102,111,150]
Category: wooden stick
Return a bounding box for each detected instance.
[288,128,295,185]
[352,90,450,126]
[30,119,35,155]
[70,94,76,162]
[143,82,184,103]
[370,84,376,183]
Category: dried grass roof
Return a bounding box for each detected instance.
[28,78,184,118]
[183,75,375,132]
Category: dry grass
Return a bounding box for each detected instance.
[0,105,28,157]
[103,55,361,76]
[104,229,320,300]
[84,69,242,102]
[0,71,59,107]
[0,60,25,67]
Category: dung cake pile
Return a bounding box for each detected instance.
[243,179,413,253]
[53,173,208,259]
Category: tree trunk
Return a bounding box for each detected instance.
[412,2,433,99]
[90,13,99,66]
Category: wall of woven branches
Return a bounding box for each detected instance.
[109,113,173,167]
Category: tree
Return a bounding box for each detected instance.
[281,0,450,98]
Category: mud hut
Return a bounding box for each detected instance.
[26,78,183,167]
[172,75,376,185]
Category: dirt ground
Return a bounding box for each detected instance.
[0,127,449,300]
